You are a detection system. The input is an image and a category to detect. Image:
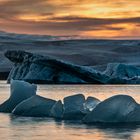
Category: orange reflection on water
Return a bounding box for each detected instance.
[1,82,140,140]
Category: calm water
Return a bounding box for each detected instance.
[1,81,140,140]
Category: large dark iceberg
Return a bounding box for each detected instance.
[5,50,140,84]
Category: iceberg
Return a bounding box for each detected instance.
[104,63,140,84]
[83,96,100,113]
[0,80,36,113]
[4,50,108,84]
[63,94,85,120]
[50,100,64,119]
[83,95,140,123]
[12,95,56,117]
[5,50,140,84]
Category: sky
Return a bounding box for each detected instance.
[0,0,140,39]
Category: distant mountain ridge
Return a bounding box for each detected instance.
[0,30,83,41]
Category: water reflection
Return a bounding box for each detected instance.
[1,81,140,139]
[9,115,140,140]
[85,124,139,140]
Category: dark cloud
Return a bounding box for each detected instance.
[15,16,139,32]
[2,16,139,35]
[0,16,139,33]
[49,16,140,25]
[0,0,56,19]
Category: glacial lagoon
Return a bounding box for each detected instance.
[1,81,140,140]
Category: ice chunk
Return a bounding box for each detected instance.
[104,63,140,79]
[83,96,100,113]
[12,95,56,117]
[63,94,85,120]
[83,95,139,123]
[50,100,64,119]
[0,80,37,112]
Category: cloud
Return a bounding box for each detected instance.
[0,0,139,19]
[0,0,139,38]
[1,16,139,33]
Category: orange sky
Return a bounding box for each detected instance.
[0,0,140,38]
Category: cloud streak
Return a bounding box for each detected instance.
[0,0,139,38]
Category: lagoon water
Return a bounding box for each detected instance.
[1,81,140,140]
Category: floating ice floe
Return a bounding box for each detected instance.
[50,100,64,119]
[83,95,140,123]
[0,80,36,113]
[83,96,100,114]
[63,94,85,120]
[12,95,56,117]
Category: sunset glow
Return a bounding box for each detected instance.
[0,0,140,38]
